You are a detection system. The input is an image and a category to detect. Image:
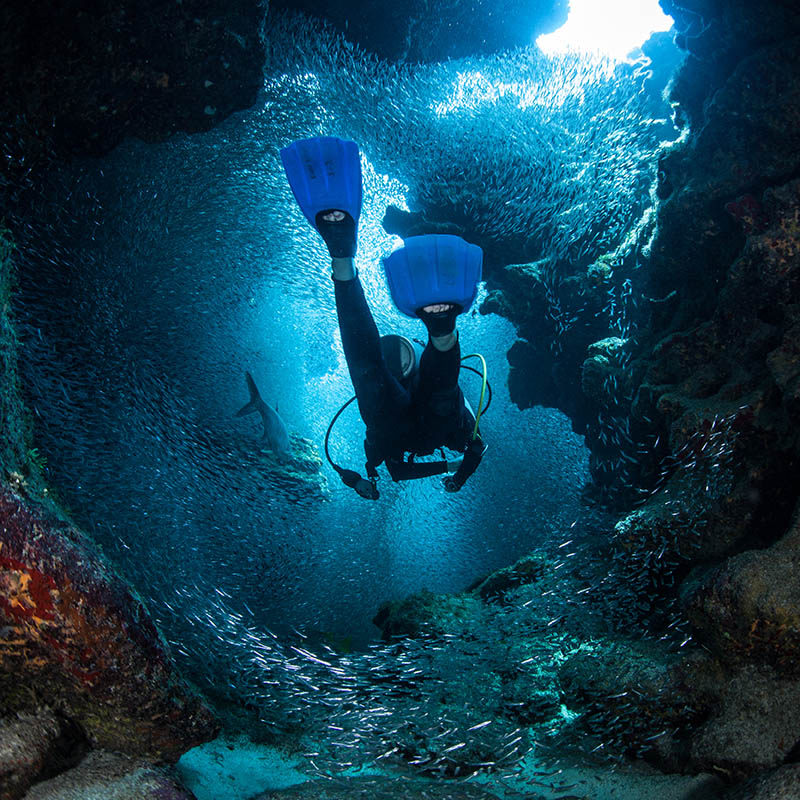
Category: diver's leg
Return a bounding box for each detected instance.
[420,303,459,352]
[417,304,462,411]
[416,303,471,438]
[417,331,463,416]
[320,210,408,430]
[333,264,408,430]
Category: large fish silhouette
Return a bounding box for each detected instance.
[235,371,290,456]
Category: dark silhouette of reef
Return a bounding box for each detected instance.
[367,0,800,794]
[0,0,262,796]
[407,0,800,793]
[0,0,266,191]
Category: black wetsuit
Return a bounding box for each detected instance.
[334,274,485,489]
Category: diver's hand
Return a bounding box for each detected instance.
[443,475,461,492]
[446,458,462,474]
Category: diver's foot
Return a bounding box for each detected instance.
[417,302,462,338]
[316,208,357,258]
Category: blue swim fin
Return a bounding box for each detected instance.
[382,235,483,318]
[280,136,363,233]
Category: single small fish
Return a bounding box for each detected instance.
[235,371,290,456]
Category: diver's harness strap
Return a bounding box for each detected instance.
[365,437,449,483]
[367,436,485,491]
[384,454,450,483]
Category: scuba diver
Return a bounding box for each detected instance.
[280,136,488,500]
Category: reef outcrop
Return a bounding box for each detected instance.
[465,0,800,788]
[0,0,264,788]
[19,750,195,800]
[481,258,611,434]
[0,483,219,762]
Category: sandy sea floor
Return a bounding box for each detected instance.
[178,735,724,800]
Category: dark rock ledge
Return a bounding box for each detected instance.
[0,0,267,185]
[0,3,268,789]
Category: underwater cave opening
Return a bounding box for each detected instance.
[7,9,690,791]
[537,0,674,62]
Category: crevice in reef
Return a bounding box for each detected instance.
[38,713,90,783]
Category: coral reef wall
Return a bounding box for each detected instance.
[485,0,800,782]
[610,0,800,549]
[425,0,800,786]
[616,1,800,772]
[4,0,800,793]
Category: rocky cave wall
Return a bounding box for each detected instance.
[470,0,800,788]
[0,0,269,795]
[368,0,800,791]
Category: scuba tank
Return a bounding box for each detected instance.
[379,334,425,386]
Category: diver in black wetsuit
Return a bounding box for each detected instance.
[317,209,487,496]
[280,136,486,499]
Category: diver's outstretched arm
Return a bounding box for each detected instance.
[444,435,487,492]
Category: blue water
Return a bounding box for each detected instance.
[11,14,676,777]
[17,118,589,640]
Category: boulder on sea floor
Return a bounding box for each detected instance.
[727,765,800,800]
[0,484,219,762]
[373,588,487,641]
[471,554,548,603]
[0,711,87,800]
[557,638,716,768]
[684,507,800,674]
[21,751,194,800]
[689,664,800,777]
